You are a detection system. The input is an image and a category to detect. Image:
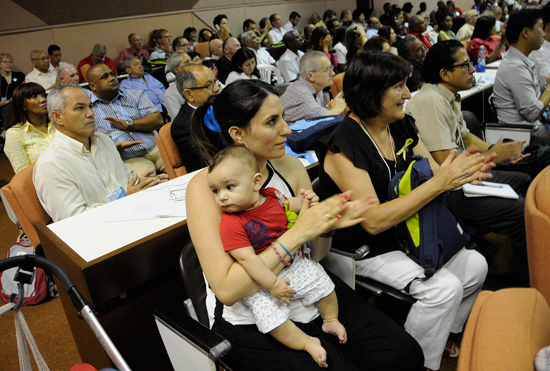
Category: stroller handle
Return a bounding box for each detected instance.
[0,255,90,311]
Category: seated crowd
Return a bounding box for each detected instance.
[2,1,550,370]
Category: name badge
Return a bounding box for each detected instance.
[107,186,127,202]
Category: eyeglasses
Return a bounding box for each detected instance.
[33,56,49,61]
[311,67,332,74]
[180,43,191,47]
[1,60,13,64]
[450,61,474,70]
[162,35,172,39]
[186,81,216,91]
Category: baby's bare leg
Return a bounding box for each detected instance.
[316,291,347,344]
[270,320,328,368]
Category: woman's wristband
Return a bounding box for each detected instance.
[272,241,292,267]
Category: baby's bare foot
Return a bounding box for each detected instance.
[304,336,327,368]
[322,319,347,344]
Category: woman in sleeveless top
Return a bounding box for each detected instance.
[186,79,424,371]
[438,12,458,42]
[316,52,491,371]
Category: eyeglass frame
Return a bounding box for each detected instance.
[309,67,332,74]
[450,60,474,70]
[185,80,218,91]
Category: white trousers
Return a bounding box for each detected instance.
[355,248,487,370]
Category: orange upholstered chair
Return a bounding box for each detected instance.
[1,163,51,248]
[457,288,550,371]
[194,42,210,59]
[525,165,550,306]
[155,122,188,179]
[330,73,349,115]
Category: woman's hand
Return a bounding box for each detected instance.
[332,192,377,230]
[432,147,494,191]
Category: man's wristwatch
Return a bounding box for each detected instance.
[125,119,134,127]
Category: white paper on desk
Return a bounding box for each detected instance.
[105,202,186,222]
[462,182,519,199]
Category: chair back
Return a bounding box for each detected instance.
[462,110,484,139]
[179,240,209,327]
[1,163,51,247]
[194,42,210,59]
[526,165,550,306]
[155,122,188,179]
[329,73,349,115]
[457,288,550,371]
[257,64,283,84]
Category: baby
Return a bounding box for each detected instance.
[207,145,347,368]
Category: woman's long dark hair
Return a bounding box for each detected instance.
[471,16,497,40]
[198,28,211,42]
[310,27,330,51]
[230,48,260,78]
[10,82,47,127]
[190,80,277,162]
[343,51,410,119]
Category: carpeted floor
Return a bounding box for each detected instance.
[0,153,518,371]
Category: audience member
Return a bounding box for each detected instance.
[47,45,64,69]
[216,37,241,84]
[173,37,191,53]
[378,25,399,55]
[171,64,219,172]
[258,17,274,46]
[431,1,447,26]
[352,9,367,28]
[531,4,550,88]
[468,15,506,65]
[405,40,530,286]
[213,14,231,41]
[345,24,368,61]
[310,27,337,68]
[438,12,458,41]
[187,51,202,63]
[317,51,487,371]
[120,57,166,114]
[447,1,463,18]
[417,2,428,15]
[301,24,315,52]
[310,13,321,25]
[184,27,198,47]
[34,84,167,222]
[398,35,426,91]
[198,28,213,43]
[367,16,382,38]
[389,16,406,42]
[281,51,346,123]
[472,0,482,14]
[26,50,60,90]
[209,39,223,59]
[284,11,301,33]
[269,14,287,44]
[457,10,480,41]
[363,36,391,52]
[407,15,433,50]
[225,48,260,85]
[117,33,150,72]
[150,29,172,59]
[163,51,192,120]
[380,2,393,25]
[4,83,55,174]
[402,2,414,21]
[86,64,165,175]
[241,31,275,66]
[77,44,117,83]
[341,9,353,23]
[492,5,504,34]
[333,26,348,72]
[0,53,25,135]
[492,8,550,145]
[57,64,80,84]
[327,18,340,38]
[277,31,304,82]
[316,9,337,29]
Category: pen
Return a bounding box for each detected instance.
[326,100,334,107]
[480,182,503,188]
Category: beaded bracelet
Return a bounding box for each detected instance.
[276,239,293,260]
[272,241,292,267]
[320,229,336,238]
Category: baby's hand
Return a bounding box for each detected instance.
[300,189,319,207]
[269,277,296,306]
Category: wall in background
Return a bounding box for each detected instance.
[0,0,355,74]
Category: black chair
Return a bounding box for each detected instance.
[154,240,234,371]
[462,110,484,140]
[485,96,538,144]
[274,82,291,96]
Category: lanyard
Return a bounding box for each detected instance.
[358,120,396,182]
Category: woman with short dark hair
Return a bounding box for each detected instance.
[316,52,490,371]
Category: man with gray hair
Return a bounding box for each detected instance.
[120,57,166,114]
[57,64,80,84]
[242,30,276,66]
[163,51,192,119]
[171,64,220,172]
[398,36,426,91]
[407,14,432,50]
[77,43,118,83]
[33,84,167,222]
[456,10,480,41]
[25,50,60,90]
[280,51,346,123]
[277,31,305,82]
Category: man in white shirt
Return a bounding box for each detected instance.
[283,12,301,34]
[277,31,305,82]
[367,17,382,39]
[209,39,223,60]
[163,51,192,120]
[57,64,80,84]
[456,10,479,41]
[25,50,60,91]
[33,84,167,222]
[269,14,287,44]
[241,31,276,66]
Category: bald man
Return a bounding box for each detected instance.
[86,64,165,176]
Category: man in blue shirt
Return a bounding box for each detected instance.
[120,57,166,114]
